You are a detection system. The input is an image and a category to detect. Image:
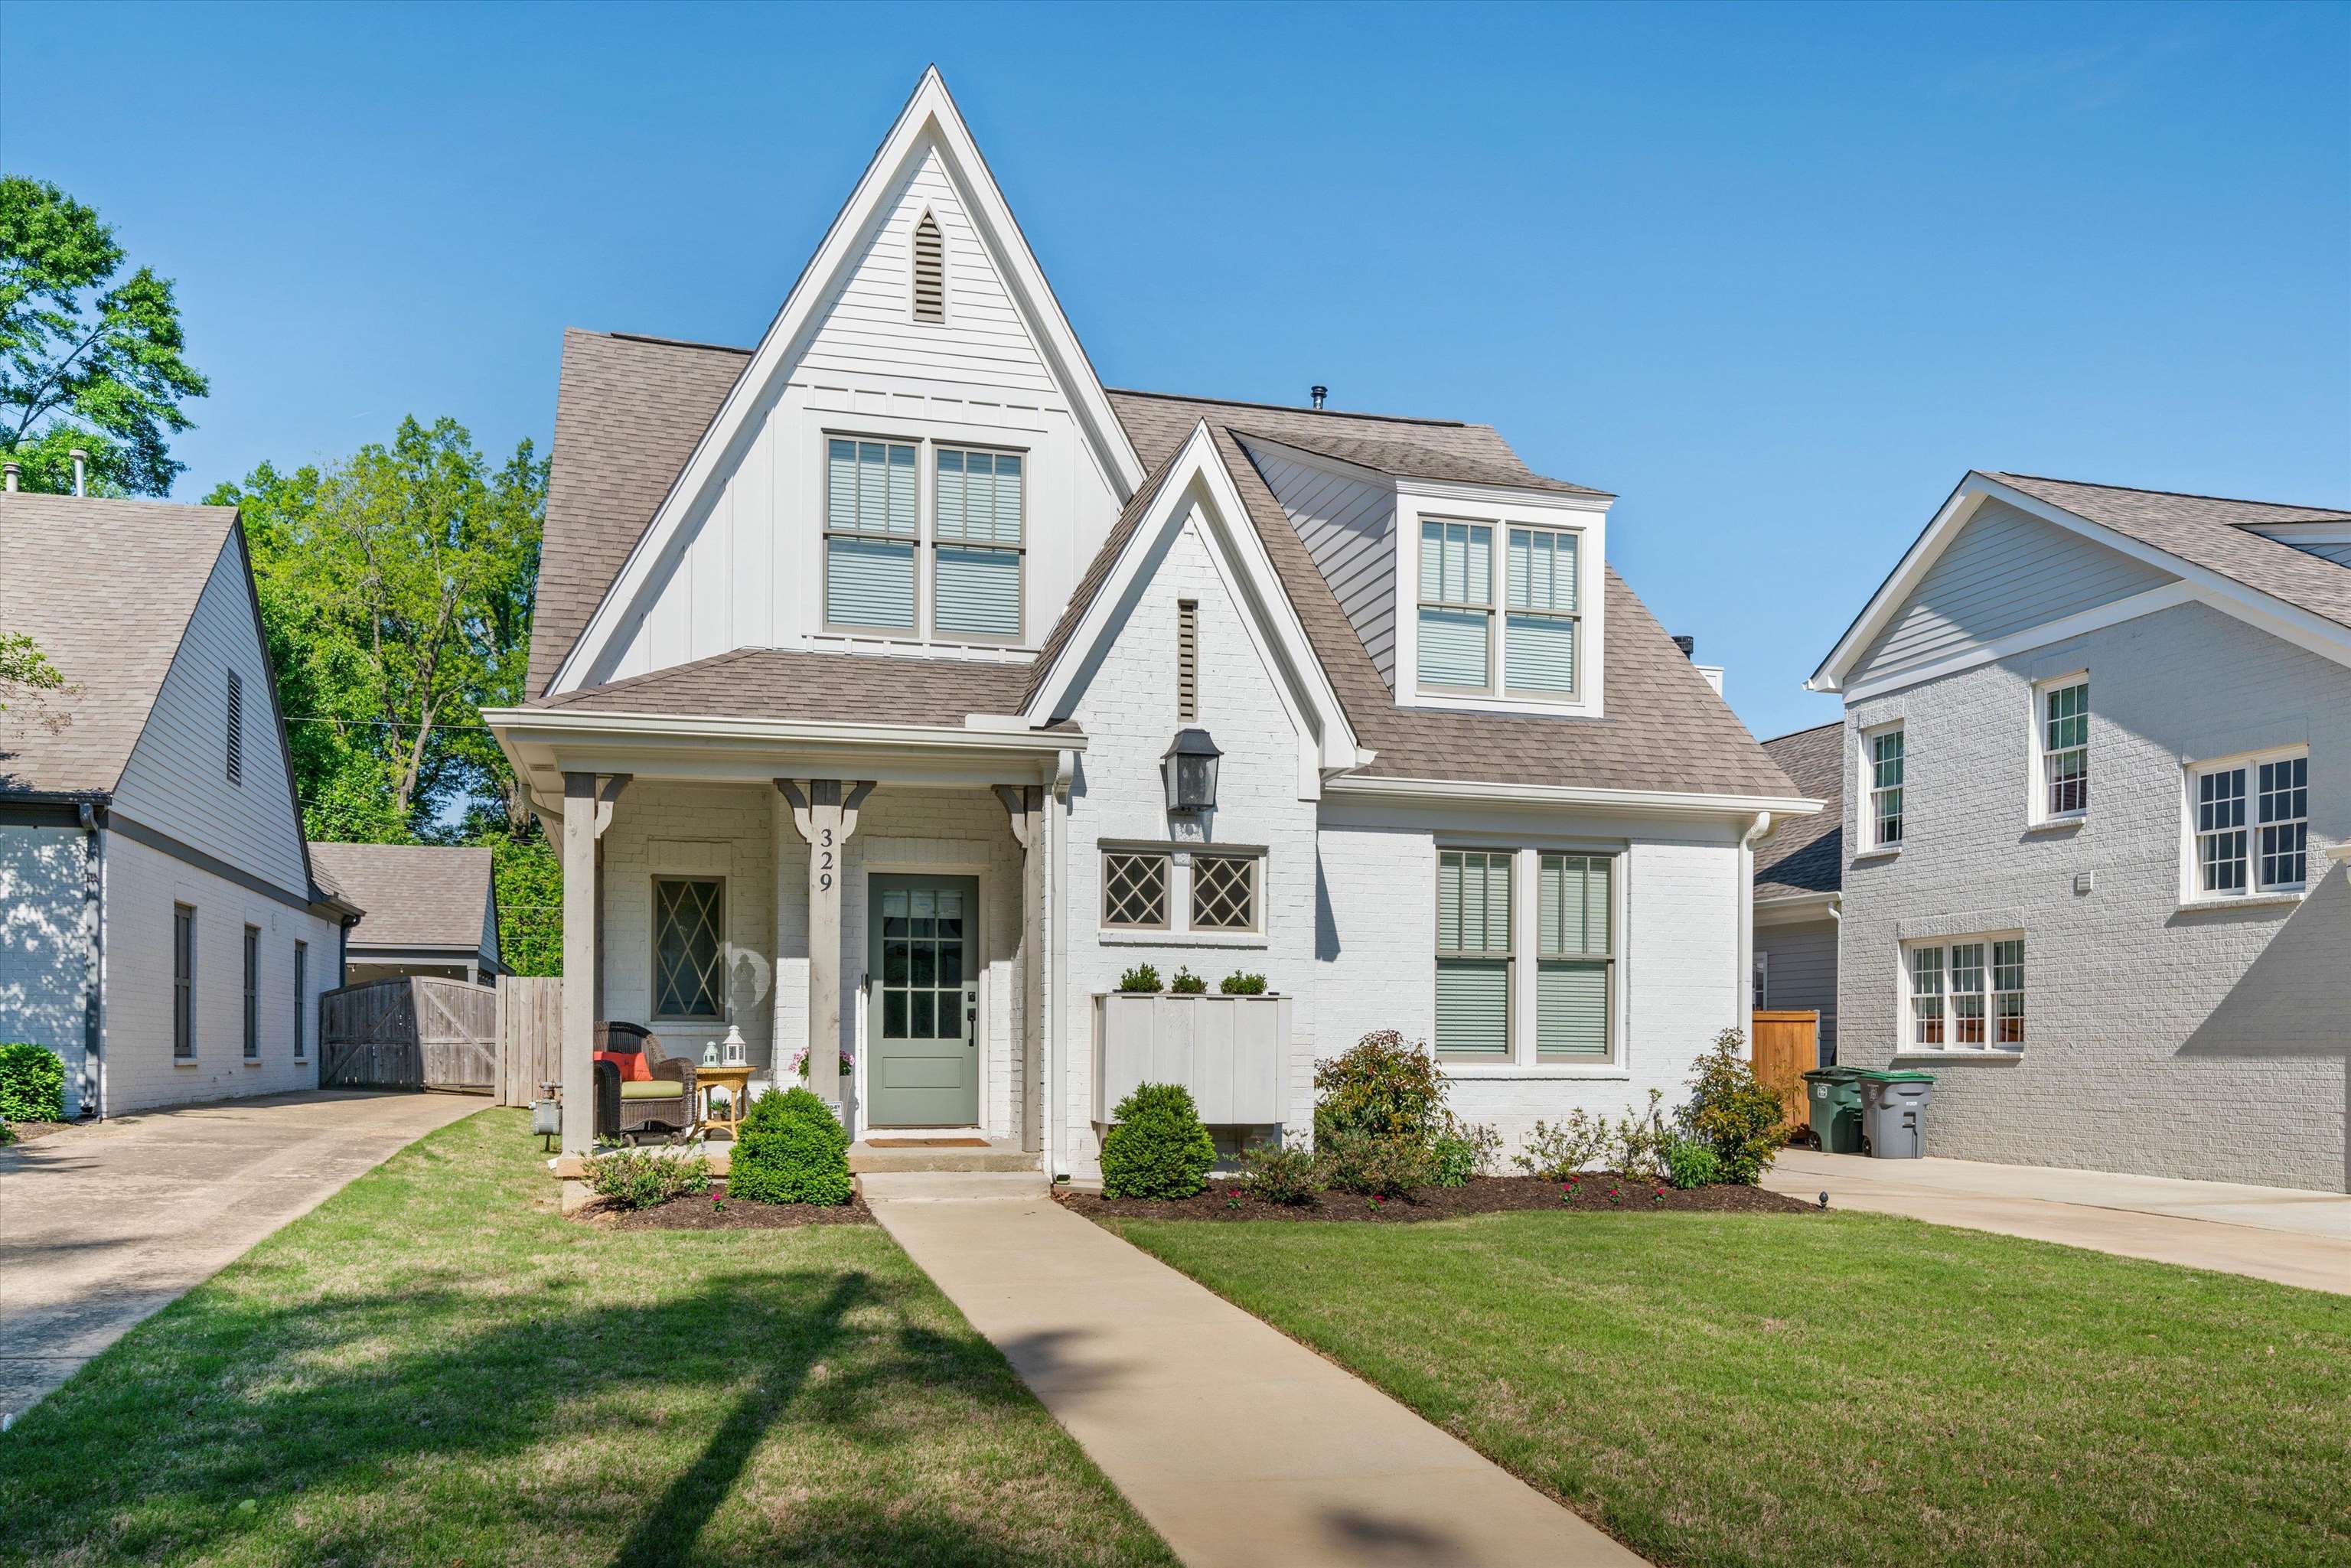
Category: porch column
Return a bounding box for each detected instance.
[995,785,1046,1154]
[560,771,629,1157]
[775,779,876,1113]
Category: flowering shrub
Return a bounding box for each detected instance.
[1679,1028,1789,1185]
[1313,1031,1448,1148]
[1239,1139,1322,1205]
[791,1047,854,1080]
[1318,1130,1435,1198]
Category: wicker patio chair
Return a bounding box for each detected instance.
[597,1022,697,1142]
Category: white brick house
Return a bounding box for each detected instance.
[0,492,357,1117]
[486,70,1811,1177]
[1810,473,2351,1191]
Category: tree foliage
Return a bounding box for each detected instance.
[1,176,207,496]
[0,630,64,713]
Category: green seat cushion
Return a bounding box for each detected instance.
[618,1080,683,1101]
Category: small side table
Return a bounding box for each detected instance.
[695,1064,754,1139]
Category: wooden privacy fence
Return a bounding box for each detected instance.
[320,976,498,1092]
[1750,1009,1821,1132]
[493,976,563,1106]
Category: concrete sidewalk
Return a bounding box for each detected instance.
[1765,1149,2350,1294]
[869,1176,1645,1568]
[0,1090,481,1423]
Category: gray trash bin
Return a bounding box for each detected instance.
[1855,1070,1935,1159]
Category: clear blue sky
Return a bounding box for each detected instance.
[5,0,2345,739]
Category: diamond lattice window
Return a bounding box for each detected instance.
[1102,852,1169,929]
[654,879,724,1019]
[1190,856,1257,931]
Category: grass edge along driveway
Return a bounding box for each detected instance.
[1104,1207,2349,1568]
[0,1108,1176,1568]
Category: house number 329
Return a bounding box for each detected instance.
[818,827,835,892]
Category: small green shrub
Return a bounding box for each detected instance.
[1237,1139,1321,1205]
[1681,1028,1789,1185]
[1610,1087,1673,1184]
[1116,963,1162,993]
[1664,1137,1721,1190]
[728,1087,852,1205]
[585,1149,712,1210]
[1312,1030,1447,1149]
[1431,1116,1501,1187]
[1101,1082,1216,1199]
[1317,1130,1436,1198]
[0,1043,65,1123]
[1218,971,1267,995]
[0,1120,15,1147]
[1513,1110,1609,1181]
[1169,967,1207,994]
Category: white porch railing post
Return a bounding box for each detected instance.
[777,779,875,1115]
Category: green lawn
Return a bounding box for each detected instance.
[1,1109,1175,1568]
[1104,1208,2350,1568]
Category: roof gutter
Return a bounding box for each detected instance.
[1325,772,1823,821]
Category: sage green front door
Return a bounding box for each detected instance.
[867,875,980,1126]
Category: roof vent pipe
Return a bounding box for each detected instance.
[1309,385,1327,411]
[70,448,88,497]
[2,461,18,492]
[1672,635,1695,658]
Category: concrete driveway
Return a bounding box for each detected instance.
[1766,1148,2351,1294]
[0,1090,481,1423]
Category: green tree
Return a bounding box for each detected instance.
[478,822,562,977]
[1,177,208,496]
[0,631,64,712]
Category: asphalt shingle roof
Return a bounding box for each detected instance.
[1756,722,1843,898]
[1236,427,1611,497]
[1988,473,2351,631]
[308,843,497,954]
[0,492,240,799]
[530,645,1035,728]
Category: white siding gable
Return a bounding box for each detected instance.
[1247,442,1400,686]
[111,534,309,898]
[1850,498,2175,689]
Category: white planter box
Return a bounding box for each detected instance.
[1093,993,1290,1125]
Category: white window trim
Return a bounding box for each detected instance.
[1096,844,1270,944]
[1432,840,1626,1071]
[2183,745,2310,904]
[1857,720,1906,856]
[1393,483,1607,719]
[817,429,1035,649]
[2029,673,2089,827]
[1899,931,2026,1055]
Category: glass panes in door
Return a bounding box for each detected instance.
[879,884,967,1042]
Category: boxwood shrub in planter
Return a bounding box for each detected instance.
[1100,1082,1215,1199]
[728,1087,853,1205]
[0,1043,65,1123]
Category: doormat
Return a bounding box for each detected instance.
[867,1137,990,1148]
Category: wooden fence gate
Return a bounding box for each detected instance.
[1750,1009,1821,1132]
[493,976,563,1107]
[319,976,497,1091]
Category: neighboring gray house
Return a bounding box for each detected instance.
[1753,721,1841,1061]
[307,843,504,984]
[0,491,357,1117]
[1810,471,2351,1192]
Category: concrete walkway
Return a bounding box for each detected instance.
[0,1090,481,1422]
[868,1175,1644,1568]
[1765,1149,2351,1294]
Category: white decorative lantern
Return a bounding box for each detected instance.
[701,1039,721,1066]
[722,1024,748,1066]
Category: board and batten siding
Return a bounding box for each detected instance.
[1850,500,2174,690]
[110,533,311,898]
[604,139,1121,686]
[1244,442,1400,686]
[1753,914,1837,1058]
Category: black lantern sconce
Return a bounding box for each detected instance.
[1161,728,1222,813]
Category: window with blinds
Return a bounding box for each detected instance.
[1505,528,1579,696]
[1417,521,1493,690]
[933,447,1023,639]
[911,212,945,322]
[1537,852,1612,1058]
[1435,849,1511,1057]
[824,438,918,630]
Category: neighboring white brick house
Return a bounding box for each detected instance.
[1811,472,2351,1191]
[0,493,357,1119]
[487,69,1812,1174]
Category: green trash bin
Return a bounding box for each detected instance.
[1802,1068,1864,1154]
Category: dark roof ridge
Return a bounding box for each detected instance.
[598,329,757,356]
[1988,471,2351,520]
[1105,386,1469,429]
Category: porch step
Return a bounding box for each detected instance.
[859,1169,1051,1202]
[849,1140,1039,1175]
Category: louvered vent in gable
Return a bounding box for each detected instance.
[911,212,946,322]
[225,668,244,786]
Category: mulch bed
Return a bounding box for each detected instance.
[1058,1172,1819,1224]
[1,1121,73,1147]
[590,1184,877,1230]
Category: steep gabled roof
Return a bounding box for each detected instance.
[0,492,241,799]
[1237,427,1612,498]
[1756,722,1843,898]
[308,843,497,957]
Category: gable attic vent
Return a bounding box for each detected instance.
[912,213,946,323]
[1177,598,1199,721]
[225,668,244,786]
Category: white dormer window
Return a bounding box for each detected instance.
[1417,520,1493,690]
[1504,527,1579,696]
[1398,497,1602,715]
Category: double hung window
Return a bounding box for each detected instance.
[1535,852,1611,1058]
[1504,528,1580,696]
[1417,520,1585,698]
[1435,850,1512,1058]
[1417,521,1493,690]
[823,436,1026,642]
[1909,937,2023,1051]
[823,438,918,631]
[2039,679,2088,819]
[2193,751,2307,897]
[1867,725,1906,848]
[932,447,1023,639]
[243,925,260,1059]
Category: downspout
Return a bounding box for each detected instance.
[1736,812,1772,1052]
[1047,748,1075,1180]
[78,804,103,1119]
